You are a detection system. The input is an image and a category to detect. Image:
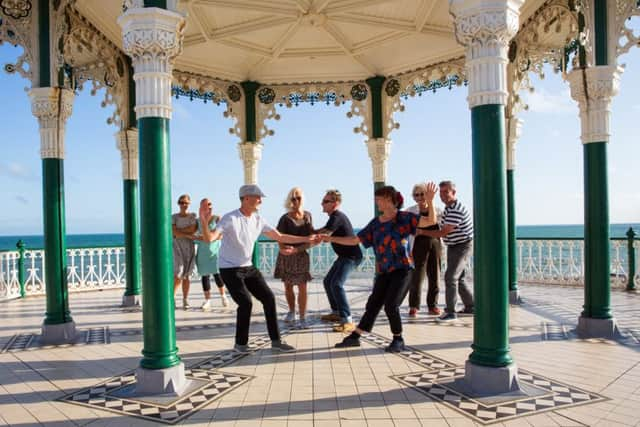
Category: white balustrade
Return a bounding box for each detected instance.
[0,251,21,300]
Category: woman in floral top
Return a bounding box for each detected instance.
[322,184,437,352]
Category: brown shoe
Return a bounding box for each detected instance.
[428,307,442,315]
[333,322,355,333]
[321,313,341,322]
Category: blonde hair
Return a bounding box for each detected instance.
[412,183,427,196]
[284,187,304,210]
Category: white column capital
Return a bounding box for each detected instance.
[118,8,185,119]
[506,116,522,170]
[450,0,523,107]
[238,141,263,185]
[116,128,139,180]
[567,65,623,144]
[28,87,75,159]
[365,138,392,183]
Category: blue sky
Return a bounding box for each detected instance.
[0,43,638,235]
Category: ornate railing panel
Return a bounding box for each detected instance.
[0,236,636,302]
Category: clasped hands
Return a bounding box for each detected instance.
[279,233,330,256]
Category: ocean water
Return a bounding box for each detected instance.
[0,224,638,251]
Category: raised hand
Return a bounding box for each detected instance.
[425,181,437,201]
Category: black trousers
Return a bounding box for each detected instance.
[219,266,280,345]
[358,269,411,335]
[201,273,224,292]
[408,236,441,309]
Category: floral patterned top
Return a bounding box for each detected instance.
[357,211,419,273]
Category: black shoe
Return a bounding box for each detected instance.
[335,335,360,348]
[385,337,405,353]
[436,312,458,322]
[457,306,474,314]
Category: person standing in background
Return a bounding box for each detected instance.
[172,194,197,310]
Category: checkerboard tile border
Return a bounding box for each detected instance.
[59,369,253,425]
[393,366,607,425]
[1,327,110,353]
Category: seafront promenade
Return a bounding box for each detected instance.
[1,277,638,427]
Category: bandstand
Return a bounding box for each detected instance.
[1,0,639,424]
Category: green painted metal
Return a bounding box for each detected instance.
[241,81,260,143]
[578,12,587,68]
[126,57,136,128]
[374,181,385,216]
[583,142,612,319]
[507,170,518,291]
[138,117,181,369]
[37,0,50,87]
[627,228,637,291]
[252,242,259,268]
[366,76,385,139]
[16,240,26,298]
[123,179,142,297]
[144,0,167,8]
[593,0,608,66]
[42,159,72,325]
[469,104,512,367]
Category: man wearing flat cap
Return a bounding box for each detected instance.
[200,184,319,353]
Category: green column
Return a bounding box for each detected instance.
[507,169,518,292]
[123,179,141,298]
[366,76,386,215]
[17,240,26,298]
[241,81,259,142]
[582,143,611,318]
[42,158,72,325]
[469,104,511,367]
[138,117,180,369]
[627,228,636,291]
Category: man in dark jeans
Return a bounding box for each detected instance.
[417,181,474,321]
[316,190,363,333]
[203,184,318,353]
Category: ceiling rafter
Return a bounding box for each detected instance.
[194,0,300,17]
[324,0,397,14]
[330,13,453,37]
[316,0,332,13]
[416,0,437,32]
[352,31,409,55]
[184,34,207,47]
[188,3,211,43]
[210,16,298,41]
[217,38,273,57]
[322,21,375,74]
[270,18,303,60]
[293,0,312,13]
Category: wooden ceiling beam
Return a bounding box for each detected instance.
[194,0,300,17]
[322,21,375,74]
[209,16,298,41]
[415,0,437,32]
[324,0,396,14]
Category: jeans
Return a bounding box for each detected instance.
[220,266,280,345]
[323,256,362,322]
[444,240,474,314]
[358,269,411,335]
[407,236,441,310]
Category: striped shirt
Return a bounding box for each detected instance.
[441,200,473,245]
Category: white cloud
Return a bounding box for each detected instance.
[523,88,575,114]
[14,195,28,205]
[0,162,33,180]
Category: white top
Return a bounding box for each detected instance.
[217,209,274,268]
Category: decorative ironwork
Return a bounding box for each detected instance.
[258,87,276,104]
[350,83,368,101]
[172,86,219,104]
[1,0,32,20]
[384,79,400,97]
[4,63,15,73]
[226,84,241,102]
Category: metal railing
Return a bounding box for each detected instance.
[1,229,638,302]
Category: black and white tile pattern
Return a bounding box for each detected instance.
[59,369,252,425]
[1,327,109,353]
[393,366,607,424]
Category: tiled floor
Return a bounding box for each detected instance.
[0,276,639,426]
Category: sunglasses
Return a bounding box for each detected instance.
[291,196,301,202]
[179,201,190,205]
[322,199,335,204]
[413,193,425,197]
[207,203,212,207]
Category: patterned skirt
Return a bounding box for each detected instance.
[274,251,312,284]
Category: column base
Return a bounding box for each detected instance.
[135,363,189,396]
[122,294,141,307]
[41,321,77,345]
[576,316,619,339]
[509,289,522,305]
[463,360,521,396]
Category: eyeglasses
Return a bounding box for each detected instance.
[322,199,335,204]
[291,196,301,202]
[413,193,425,197]
[179,201,190,205]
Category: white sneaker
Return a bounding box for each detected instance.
[183,299,191,310]
[201,299,212,311]
[298,318,310,329]
[284,311,295,323]
[221,294,229,307]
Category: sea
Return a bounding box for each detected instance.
[0,223,638,251]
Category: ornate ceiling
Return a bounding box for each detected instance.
[75,0,546,84]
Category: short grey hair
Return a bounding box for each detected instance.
[439,180,456,190]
